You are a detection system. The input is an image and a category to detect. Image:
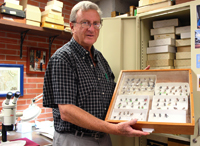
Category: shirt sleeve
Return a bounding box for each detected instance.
[51,58,77,105]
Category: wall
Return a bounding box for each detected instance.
[0,0,77,124]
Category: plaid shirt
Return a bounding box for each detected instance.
[43,37,116,133]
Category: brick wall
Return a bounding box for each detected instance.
[0,0,77,124]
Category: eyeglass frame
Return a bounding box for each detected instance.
[71,20,103,29]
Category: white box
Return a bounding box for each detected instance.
[151,26,175,36]
[176,26,190,35]
[153,18,179,29]
[176,39,191,47]
[4,0,19,5]
[147,45,176,54]
[180,32,191,39]
[149,38,175,47]
[154,33,176,40]
[16,122,32,133]
[45,4,62,12]
[47,0,63,8]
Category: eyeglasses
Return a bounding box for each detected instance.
[73,21,102,29]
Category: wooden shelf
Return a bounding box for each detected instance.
[0,19,72,40]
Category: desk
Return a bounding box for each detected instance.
[0,129,53,146]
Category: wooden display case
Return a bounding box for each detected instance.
[105,69,194,135]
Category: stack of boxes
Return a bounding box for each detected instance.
[20,0,41,27]
[147,18,179,69]
[174,26,191,69]
[137,0,173,14]
[0,0,25,23]
[41,0,64,30]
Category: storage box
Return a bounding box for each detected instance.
[177,46,191,52]
[26,19,40,27]
[176,39,191,47]
[154,33,176,40]
[45,4,62,13]
[147,53,175,60]
[174,59,191,66]
[41,21,64,30]
[149,38,175,47]
[147,59,174,67]
[150,66,175,70]
[0,13,25,23]
[153,18,179,29]
[0,5,25,18]
[25,5,41,22]
[105,69,194,135]
[47,0,63,8]
[175,26,190,35]
[41,16,64,25]
[147,45,176,54]
[151,26,175,36]
[180,32,191,39]
[2,2,23,10]
[176,52,191,59]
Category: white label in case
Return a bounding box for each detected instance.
[10,11,16,15]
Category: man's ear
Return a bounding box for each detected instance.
[70,22,75,33]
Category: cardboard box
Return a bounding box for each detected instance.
[177,46,191,52]
[4,0,20,5]
[41,16,64,25]
[147,45,176,54]
[176,26,190,35]
[150,66,175,69]
[0,5,25,18]
[139,0,167,7]
[47,0,63,8]
[105,69,194,135]
[0,13,25,23]
[175,0,194,4]
[41,9,62,17]
[25,5,41,22]
[153,18,179,29]
[137,0,172,14]
[2,2,23,10]
[175,66,191,69]
[176,52,191,59]
[176,39,191,47]
[45,4,62,13]
[41,21,64,30]
[42,13,63,20]
[151,26,175,36]
[147,53,175,60]
[26,19,40,27]
[147,59,174,67]
[154,33,176,40]
[174,59,191,66]
[180,32,191,39]
[149,38,175,47]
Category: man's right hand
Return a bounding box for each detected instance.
[115,119,150,137]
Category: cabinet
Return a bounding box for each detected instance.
[95,1,200,146]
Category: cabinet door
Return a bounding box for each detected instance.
[94,17,137,81]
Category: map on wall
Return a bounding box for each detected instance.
[0,67,20,93]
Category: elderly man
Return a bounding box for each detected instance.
[43,1,150,146]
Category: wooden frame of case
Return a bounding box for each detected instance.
[105,69,194,135]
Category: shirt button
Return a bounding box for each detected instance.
[102,92,104,95]
[83,57,85,59]
[91,64,93,67]
[104,108,107,110]
[86,52,88,54]
[98,78,100,80]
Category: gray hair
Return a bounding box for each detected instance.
[70,1,102,22]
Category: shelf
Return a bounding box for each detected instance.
[0,19,72,40]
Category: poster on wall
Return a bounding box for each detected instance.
[195,30,200,48]
[0,64,24,97]
[197,5,200,29]
[196,54,200,68]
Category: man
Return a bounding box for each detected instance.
[43,1,150,146]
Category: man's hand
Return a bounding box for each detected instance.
[115,119,150,137]
[144,65,150,70]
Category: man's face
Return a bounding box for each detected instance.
[70,9,101,50]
